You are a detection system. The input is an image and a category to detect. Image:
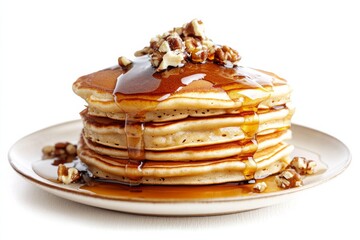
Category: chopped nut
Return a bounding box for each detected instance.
[289,157,317,175]
[118,56,132,67]
[183,19,206,39]
[253,182,267,193]
[167,35,184,51]
[214,45,241,66]
[191,49,208,63]
[57,164,81,184]
[275,169,303,189]
[157,50,185,71]
[150,36,163,50]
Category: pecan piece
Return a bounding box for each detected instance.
[214,45,241,66]
[275,169,303,189]
[253,182,267,193]
[289,157,317,175]
[118,56,132,67]
[183,19,206,39]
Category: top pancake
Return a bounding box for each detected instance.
[73,58,292,121]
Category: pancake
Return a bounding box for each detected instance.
[71,19,295,186]
[73,62,292,122]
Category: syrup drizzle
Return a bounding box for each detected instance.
[123,113,145,185]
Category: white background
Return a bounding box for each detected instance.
[1,0,359,239]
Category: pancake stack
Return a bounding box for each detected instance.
[72,20,294,185]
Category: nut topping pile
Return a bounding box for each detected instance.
[133,19,241,71]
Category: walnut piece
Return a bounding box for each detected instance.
[253,182,267,193]
[214,45,241,67]
[57,164,81,184]
[289,157,317,175]
[134,19,241,71]
[275,169,303,189]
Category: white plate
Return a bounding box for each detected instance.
[8,120,351,216]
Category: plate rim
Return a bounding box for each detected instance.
[8,120,352,206]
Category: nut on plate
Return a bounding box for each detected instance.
[57,164,81,184]
[275,168,303,189]
[253,182,267,193]
[289,156,317,175]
